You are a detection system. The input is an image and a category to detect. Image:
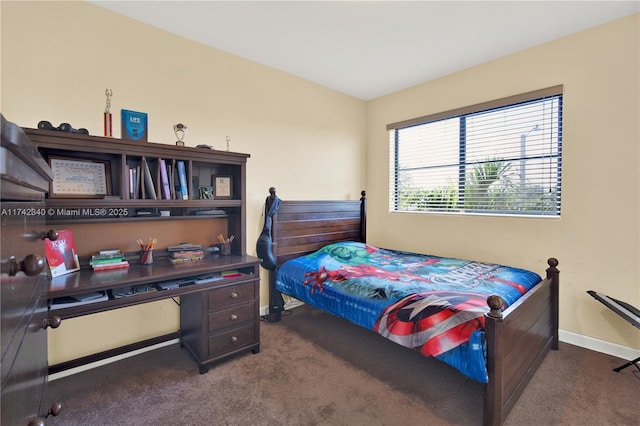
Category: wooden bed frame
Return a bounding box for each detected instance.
[263,189,559,426]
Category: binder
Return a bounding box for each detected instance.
[177,161,188,200]
[159,159,171,200]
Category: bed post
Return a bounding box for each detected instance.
[546,257,560,350]
[360,190,367,243]
[483,258,560,425]
[483,295,505,426]
[262,187,284,322]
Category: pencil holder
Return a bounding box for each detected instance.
[140,250,154,265]
[220,243,231,256]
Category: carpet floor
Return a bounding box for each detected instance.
[46,305,639,425]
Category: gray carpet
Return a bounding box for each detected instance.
[46,305,639,425]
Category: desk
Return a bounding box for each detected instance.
[47,253,261,374]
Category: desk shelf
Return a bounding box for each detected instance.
[25,128,250,255]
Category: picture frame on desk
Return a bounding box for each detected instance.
[212,175,232,199]
[48,156,112,198]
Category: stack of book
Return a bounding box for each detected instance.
[90,250,130,272]
[168,243,204,264]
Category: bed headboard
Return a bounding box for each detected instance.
[272,190,367,265]
[263,188,366,321]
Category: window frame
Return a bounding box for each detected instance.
[387,85,563,217]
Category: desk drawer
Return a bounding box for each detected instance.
[208,324,256,358]
[208,303,254,332]
[208,282,255,310]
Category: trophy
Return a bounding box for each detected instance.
[174,123,187,147]
[104,89,113,137]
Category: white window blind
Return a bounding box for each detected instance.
[388,86,563,216]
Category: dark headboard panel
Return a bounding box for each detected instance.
[265,189,366,321]
[273,192,366,265]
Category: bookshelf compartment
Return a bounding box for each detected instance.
[191,161,240,201]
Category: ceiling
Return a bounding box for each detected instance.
[89,1,639,100]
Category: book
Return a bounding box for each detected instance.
[193,209,227,216]
[169,250,204,258]
[90,249,129,271]
[168,243,202,252]
[142,158,157,200]
[93,261,130,272]
[154,280,180,290]
[177,160,188,200]
[121,109,148,141]
[90,256,125,265]
[194,273,223,284]
[128,166,139,199]
[91,250,124,262]
[167,162,174,200]
[50,291,108,309]
[125,166,133,200]
[154,278,194,290]
[44,229,81,277]
[169,255,204,264]
[221,270,243,278]
[159,159,171,200]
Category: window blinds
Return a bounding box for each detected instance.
[389,86,563,216]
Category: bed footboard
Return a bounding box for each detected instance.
[483,258,559,426]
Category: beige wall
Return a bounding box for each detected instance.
[1,2,637,363]
[368,14,639,351]
[1,1,366,363]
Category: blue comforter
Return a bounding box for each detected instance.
[276,241,542,383]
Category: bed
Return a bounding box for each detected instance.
[260,188,559,426]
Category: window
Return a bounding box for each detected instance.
[388,86,563,217]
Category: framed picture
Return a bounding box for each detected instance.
[49,156,112,198]
[212,176,232,199]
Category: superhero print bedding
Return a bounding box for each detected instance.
[276,241,543,383]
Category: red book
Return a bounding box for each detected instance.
[221,270,243,278]
[44,229,81,277]
[93,262,130,272]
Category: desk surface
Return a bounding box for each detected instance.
[47,254,261,319]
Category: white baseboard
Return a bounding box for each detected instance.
[48,338,179,382]
[559,329,640,361]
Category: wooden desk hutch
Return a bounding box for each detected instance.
[1,115,260,424]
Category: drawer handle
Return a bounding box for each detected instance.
[1,254,45,277]
[230,314,238,320]
[48,402,62,417]
[43,315,62,329]
[40,229,59,241]
[230,336,238,342]
[230,292,238,299]
[27,403,61,426]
